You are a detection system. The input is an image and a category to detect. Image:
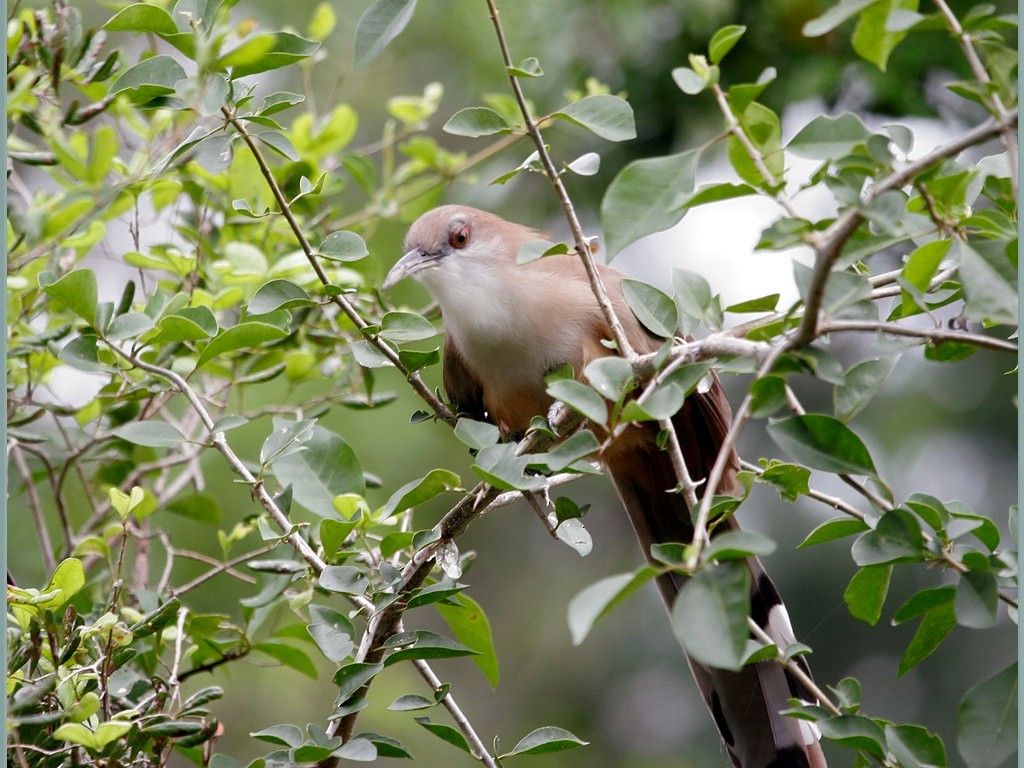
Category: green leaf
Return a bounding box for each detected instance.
[104,4,178,35]
[435,594,500,687]
[107,312,154,341]
[383,630,477,667]
[251,723,304,747]
[414,718,472,754]
[620,382,685,422]
[443,107,510,137]
[955,570,998,629]
[797,517,869,549]
[724,293,779,313]
[453,418,500,451]
[749,376,787,418]
[703,530,776,561]
[272,426,365,517]
[110,55,186,102]
[834,357,898,422]
[803,0,877,36]
[195,322,289,368]
[472,443,548,492]
[818,715,887,757]
[54,721,133,751]
[758,460,812,502]
[152,307,219,343]
[957,240,1017,326]
[113,420,186,448]
[729,67,778,112]
[42,269,98,324]
[546,380,608,424]
[852,508,924,566]
[389,694,436,711]
[886,724,947,768]
[38,558,86,611]
[218,33,319,77]
[567,568,658,645]
[767,415,876,475]
[166,493,221,525]
[554,95,636,142]
[894,586,956,624]
[319,565,368,595]
[380,311,436,343]
[898,597,956,676]
[584,356,634,400]
[381,469,461,517]
[672,267,716,332]
[671,562,750,671]
[708,24,746,64]
[320,231,368,262]
[727,101,783,187]
[508,56,543,77]
[354,0,417,68]
[333,662,384,701]
[957,662,1017,768]
[502,726,589,757]
[902,239,951,292]
[540,429,601,472]
[852,0,918,71]
[844,565,892,625]
[248,280,314,315]
[621,278,678,338]
[567,152,600,176]
[600,149,701,258]
[787,113,871,160]
[671,67,708,95]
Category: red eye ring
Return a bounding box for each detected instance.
[449,224,471,249]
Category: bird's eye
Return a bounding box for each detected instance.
[448,224,471,249]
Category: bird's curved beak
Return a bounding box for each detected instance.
[382,248,436,290]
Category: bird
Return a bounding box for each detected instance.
[383,204,827,768]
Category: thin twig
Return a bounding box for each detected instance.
[818,320,1017,354]
[412,659,500,768]
[12,443,56,574]
[482,0,636,360]
[747,619,842,718]
[222,108,455,423]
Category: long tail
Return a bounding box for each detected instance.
[603,383,827,768]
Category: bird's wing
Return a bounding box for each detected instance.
[443,335,487,420]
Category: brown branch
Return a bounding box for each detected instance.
[412,659,499,767]
[12,443,56,574]
[818,320,1017,354]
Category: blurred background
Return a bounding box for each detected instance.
[8,0,1017,766]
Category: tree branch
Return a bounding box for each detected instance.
[818,320,1017,355]
[482,0,637,360]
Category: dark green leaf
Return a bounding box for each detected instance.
[254,641,317,679]
[727,102,783,187]
[671,562,750,671]
[957,239,1017,326]
[554,95,636,142]
[767,415,876,475]
[502,726,589,757]
[195,322,289,368]
[797,517,869,549]
[354,0,417,68]
[382,630,477,666]
[955,570,998,629]
[436,594,500,687]
[957,662,1017,768]
[704,530,776,561]
[852,0,916,71]
[389,695,436,711]
[382,469,461,517]
[333,662,384,702]
[113,420,186,448]
[844,565,892,625]
[42,269,98,324]
[898,599,956,676]
[725,293,779,313]
[834,357,898,422]
[787,113,871,160]
[621,278,678,338]
[886,723,947,768]
[413,718,472,754]
[894,586,956,624]
[110,55,186,102]
[443,107,510,138]
[104,4,179,35]
[319,565,368,595]
[749,375,787,418]
[272,426,364,516]
[567,568,658,645]
[248,280,314,315]
[758,460,812,502]
[218,33,319,77]
[601,150,701,258]
[818,715,887,757]
[708,24,746,64]
[546,380,608,424]
[852,509,924,566]
[166,493,221,525]
[320,231,368,262]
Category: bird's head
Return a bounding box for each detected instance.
[382,205,534,293]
